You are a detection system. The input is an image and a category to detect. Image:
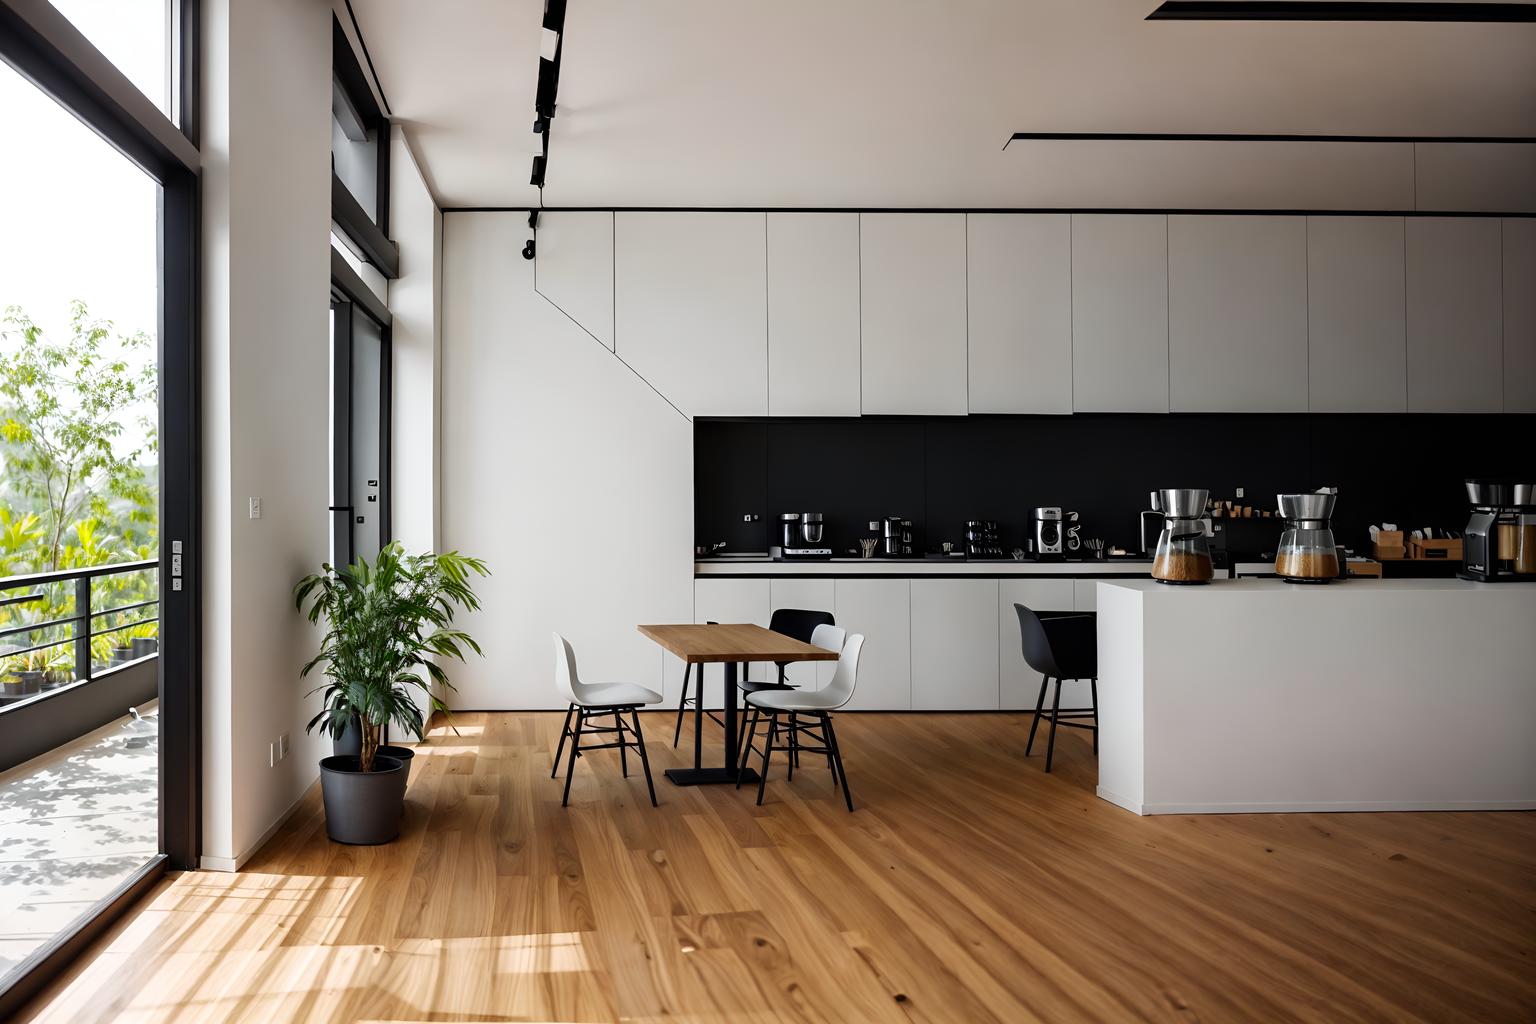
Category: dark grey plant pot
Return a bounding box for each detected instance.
[319,754,407,845]
[110,646,134,666]
[332,714,362,757]
[131,637,158,659]
[377,744,415,784]
[16,670,43,694]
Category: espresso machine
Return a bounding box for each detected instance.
[777,512,831,560]
[1033,507,1064,560]
[1462,481,1536,581]
[881,517,914,557]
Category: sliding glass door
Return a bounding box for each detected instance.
[0,0,198,1013]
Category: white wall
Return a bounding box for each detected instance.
[440,213,693,708]
[201,0,332,869]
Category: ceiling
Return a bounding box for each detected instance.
[351,0,1536,209]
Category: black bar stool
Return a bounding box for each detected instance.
[1014,604,1099,773]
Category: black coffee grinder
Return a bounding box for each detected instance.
[1461,480,1535,582]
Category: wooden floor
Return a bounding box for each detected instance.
[18,711,1536,1023]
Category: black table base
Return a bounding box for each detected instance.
[666,658,754,786]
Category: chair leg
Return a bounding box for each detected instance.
[824,713,854,812]
[617,709,629,777]
[1090,677,1100,755]
[552,703,574,778]
[561,708,584,806]
[1025,676,1049,756]
[1044,678,1063,773]
[672,663,691,747]
[630,710,658,807]
[786,713,797,781]
[756,714,779,806]
[737,707,762,790]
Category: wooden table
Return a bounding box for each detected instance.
[638,623,839,786]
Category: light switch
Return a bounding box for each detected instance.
[249,497,262,519]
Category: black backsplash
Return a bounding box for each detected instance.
[695,414,1531,556]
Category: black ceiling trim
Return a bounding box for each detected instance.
[332,15,384,125]
[1147,2,1536,21]
[341,0,391,116]
[1007,132,1536,146]
[441,206,1536,218]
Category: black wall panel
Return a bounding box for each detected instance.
[695,414,1530,555]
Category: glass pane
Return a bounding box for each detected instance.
[0,61,160,986]
[332,111,380,220]
[351,315,384,561]
[46,0,173,115]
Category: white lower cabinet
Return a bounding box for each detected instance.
[832,578,911,710]
[911,580,999,710]
[689,578,770,710]
[769,577,837,690]
[998,580,1075,710]
[1073,580,1100,612]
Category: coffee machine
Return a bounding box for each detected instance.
[1462,481,1536,581]
[881,517,914,557]
[1033,507,1064,559]
[778,512,831,560]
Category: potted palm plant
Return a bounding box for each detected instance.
[295,542,488,845]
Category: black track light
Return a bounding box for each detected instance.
[522,239,536,260]
[528,211,540,230]
[533,117,548,135]
[530,155,545,188]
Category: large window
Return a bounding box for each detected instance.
[0,0,198,1013]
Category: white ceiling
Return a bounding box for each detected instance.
[351,0,1536,209]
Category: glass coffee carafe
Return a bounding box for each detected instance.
[1151,488,1214,584]
[1275,492,1340,583]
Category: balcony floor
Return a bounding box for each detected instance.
[0,703,157,987]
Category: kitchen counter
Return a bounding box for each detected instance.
[1096,577,1536,815]
[696,558,1156,577]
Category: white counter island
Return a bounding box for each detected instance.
[1096,578,1536,815]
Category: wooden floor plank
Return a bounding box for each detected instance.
[15,711,1535,1023]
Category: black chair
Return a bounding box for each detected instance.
[1014,604,1099,773]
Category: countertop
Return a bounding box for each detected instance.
[1102,576,1531,594]
[696,558,1156,577]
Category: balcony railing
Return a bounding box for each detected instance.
[0,559,159,710]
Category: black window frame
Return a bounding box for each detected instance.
[0,0,201,1015]
[331,14,397,278]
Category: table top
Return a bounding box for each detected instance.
[637,623,841,664]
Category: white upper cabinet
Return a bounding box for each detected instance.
[859,214,968,415]
[1306,217,1407,413]
[1071,215,1169,413]
[614,212,767,417]
[767,214,861,416]
[1168,216,1308,412]
[1405,218,1504,413]
[911,579,999,711]
[534,211,615,350]
[966,214,1073,414]
[1504,218,1536,413]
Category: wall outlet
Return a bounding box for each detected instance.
[1235,487,1245,499]
[278,733,290,759]
[248,497,262,520]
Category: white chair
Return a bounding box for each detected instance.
[740,632,863,812]
[551,633,663,807]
